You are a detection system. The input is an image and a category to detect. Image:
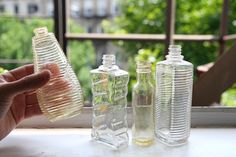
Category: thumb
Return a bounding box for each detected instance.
[5,70,51,96]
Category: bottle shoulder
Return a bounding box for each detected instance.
[90,68,107,74]
[90,66,129,78]
[156,59,193,67]
[133,82,154,91]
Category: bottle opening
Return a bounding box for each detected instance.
[169,45,181,50]
[102,54,116,66]
[136,60,151,73]
[34,27,48,36]
[166,45,183,60]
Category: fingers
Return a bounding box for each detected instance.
[25,92,38,106]
[4,70,51,96]
[41,63,60,76]
[8,64,34,80]
[25,103,42,119]
[6,63,59,82]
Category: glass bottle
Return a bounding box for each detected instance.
[155,45,193,146]
[32,27,84,122]
[90,54,129,149]
[132,61,155,146]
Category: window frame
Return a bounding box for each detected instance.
[0,4,5,13]
[0,0,231,128]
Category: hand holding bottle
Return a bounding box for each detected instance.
[0,64,50,140]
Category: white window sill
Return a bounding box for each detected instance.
[1,128,236,157]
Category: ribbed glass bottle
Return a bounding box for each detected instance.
[155,45,193,146]
[32,27,84,122]
[132,61,155,146]
[90,55,129,149]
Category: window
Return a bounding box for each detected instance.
[14,4,18,14]
[97,0,106,17]
[87,26,93,33]
[0,5,5,13]
[28,3,38,14]
[0,0,54,77]
[1,0,236,128]
[84,8,93,18]
[83,0,94,18]
[71,5,79,18]
[47,1,54,17]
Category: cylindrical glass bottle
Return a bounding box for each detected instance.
[132,61,155,146]
[155,45,193,146]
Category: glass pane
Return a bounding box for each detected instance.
[68,40,163,106]
[67,0,166,34]
[0,0,54,70]
[228,1,236,34]
[67,0,236,107]
[176,0,222,35]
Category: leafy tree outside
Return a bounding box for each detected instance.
[102,0,236,106]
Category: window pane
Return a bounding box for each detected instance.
[228,0,236,35]
[176,0,222,35]
[0,0,54,70]
[68,40,163,107]
[68,0,166,34]
[28,3,39,14]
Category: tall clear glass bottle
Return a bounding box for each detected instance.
[90,55,129,149]
[155,45,193,146]
[132,61,155,146]
[32,27,84,122]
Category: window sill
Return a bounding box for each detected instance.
[18,107,236,128]
[1,128,236,157]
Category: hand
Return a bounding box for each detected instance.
[0,64,51,140]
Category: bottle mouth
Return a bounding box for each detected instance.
[136,60,152,73]
[166,45,183,60]
[169,45,181,49]
[34,27,48,36]
[168,45,181,55]
[102,54,116,66]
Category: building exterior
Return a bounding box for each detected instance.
[0,0,119,33]
[0,0,53,17]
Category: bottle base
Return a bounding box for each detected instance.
[156,133,188,146]
[46,109,81,122]
[91,132,129,150]
[132,137,154,147]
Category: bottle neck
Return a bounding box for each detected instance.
[137,72,151,83]
[102,55,115,68]
[99,54,119,71]
[166,45,184,61]
[136,61,152,83]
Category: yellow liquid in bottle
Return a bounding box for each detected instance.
[132,105,155,146]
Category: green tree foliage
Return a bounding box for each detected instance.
[67,20,96,101]
[0,16,53,69]
[102,0,236,105]
[102,0,228,66]
[0,67,7,74]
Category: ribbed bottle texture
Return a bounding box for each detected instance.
[32,27,84,122]
[90,55,129,149]
[155,45,193,146]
